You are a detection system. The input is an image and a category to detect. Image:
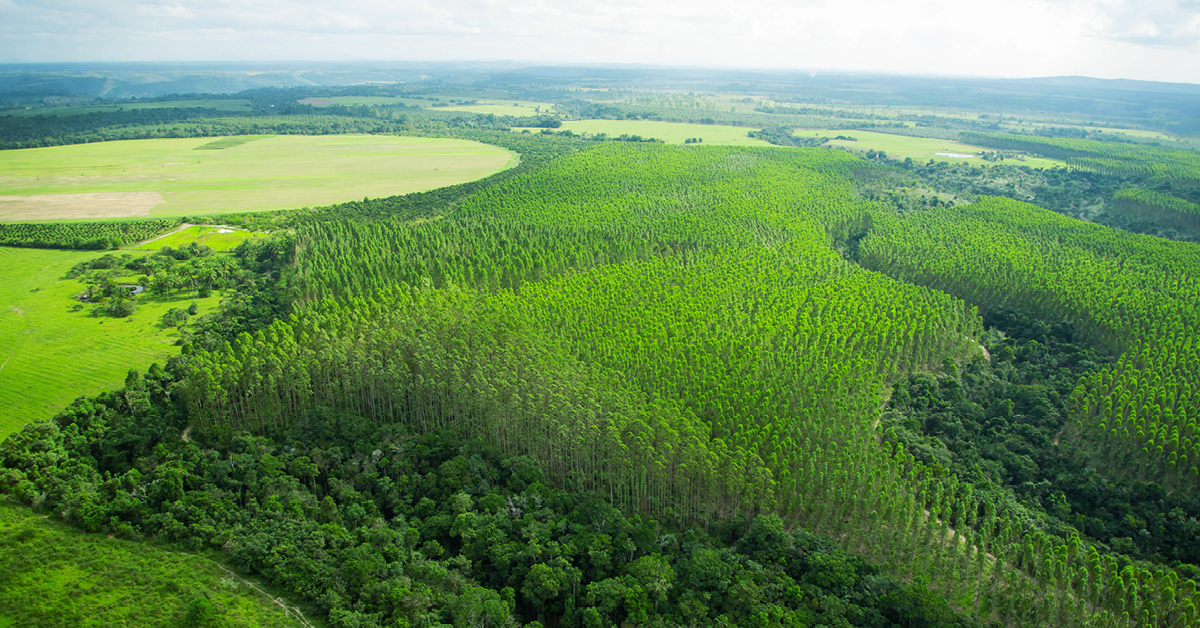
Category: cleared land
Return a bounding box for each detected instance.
[0,501,306,627]
[802,129,1066,168]
[517,120,770,146]
[0,247,222,437]
[135,224,268,252]
[0,135,516,221]
[0,191,165,221]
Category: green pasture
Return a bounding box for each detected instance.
[298,95,430,107]
[299,96,559,116]
[134,224,268,252]
[0,247,221,438]
[517,119,770,146]
[436,100,558,116]
[2,99,253,118]
[800,129,1066,168]
[0,501,306,627]
[0,135,516,221]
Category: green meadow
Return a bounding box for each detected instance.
[801,129,1066,168]
[297,96,558,116]
[436,100,558,115]
[0,500,307,628]
[134,224,268,252]
[0,247,221,438]
[0,135,516,221]
[517,119,770,145]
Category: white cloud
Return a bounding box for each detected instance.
[1,0,1198,83]
[1086,0,1200,46]
[137,4,193,18]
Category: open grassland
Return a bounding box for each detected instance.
[435,100,558,115]
[299,95,429,107]
[134,224,268,252]
[298,96,558,115]
[0,247,221,438]
[2,99,253,118]
[0,135,516,221]
[0,501,307,628]
[800,129,1066,168]
[516,119,770,145]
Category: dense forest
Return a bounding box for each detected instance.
[4,77,1200,627]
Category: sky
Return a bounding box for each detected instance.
[1,0,1199,83]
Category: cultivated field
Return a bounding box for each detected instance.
[517,119,770,145]
[0,247,220,437]
[803,129,1066,168]
[0,135,516,221]
[0,501,306,627]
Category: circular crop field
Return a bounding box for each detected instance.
[0,135,516,221]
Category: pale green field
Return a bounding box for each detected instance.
[0,501,307,627]
[298,96,429,107]
[0,135,516,221]
[516,120,770,146]
[798,129,1066,169]
[298,96,558,116]
[0,247,222,437]
[2,99,253,118]
[134,224,268,252]
[437,100,558,116]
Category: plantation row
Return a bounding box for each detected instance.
[0,219,180,249]
[860,197,1200,496]
[176,143,1196,626]
[961,133,1200,181]
[1114,189,1200,217]
[1112,188,1200,232]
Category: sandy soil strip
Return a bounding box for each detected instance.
[0,192,164,221]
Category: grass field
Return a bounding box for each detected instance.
[297,96,558,116]
[516,119,770,145]
[0,247,222,438]
[0,135,516,221]
[0,500,307,628]
[436,100,558,116]
[799,129,1066,168]
[298,95,430,107]
[2,99,254,118]
[134,224,268,252]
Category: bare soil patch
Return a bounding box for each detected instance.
[0,192,165,221]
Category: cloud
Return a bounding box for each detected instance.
[1087,0,1200,46]
[137,4,193,18]
[0,0,1198,83]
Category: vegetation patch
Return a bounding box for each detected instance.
[193,135,271,150]
[519,119,770,145]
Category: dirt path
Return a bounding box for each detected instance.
[966,335,991,362]
[184,555,315,628]
[135,223,193,247]
[0,310,29,376]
